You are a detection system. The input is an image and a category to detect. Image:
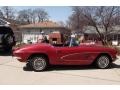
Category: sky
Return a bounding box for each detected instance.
[13,6,72,23]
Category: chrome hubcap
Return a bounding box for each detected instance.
[33,57,46,71]
[98,56,109,68]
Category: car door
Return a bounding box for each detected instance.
[56,46,92,65]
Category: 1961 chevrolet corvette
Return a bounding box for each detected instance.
[13,38,117,71]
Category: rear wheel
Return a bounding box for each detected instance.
[28,56,48,71]
[95,55,111,69]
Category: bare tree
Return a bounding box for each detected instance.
[67,7,88,32]
[33,8,49,22]
[17,9,33,24]
[17,8,49,24]
[68,6,120,45]
[58,21,65,27]
[1,6,15,19]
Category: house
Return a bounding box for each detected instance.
[18,21,70,44]
[82,26,120,45]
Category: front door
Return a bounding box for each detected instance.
[56,46,91,65]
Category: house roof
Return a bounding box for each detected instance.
[83,26,104,34]
[83,25,120,34]
[19,21,65,29]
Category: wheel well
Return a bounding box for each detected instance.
[27,53,49,63]
[93,53,112,64]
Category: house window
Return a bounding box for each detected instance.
[27,30,31,33]
[40,29,42,33]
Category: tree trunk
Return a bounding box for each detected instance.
[94,25,106,45]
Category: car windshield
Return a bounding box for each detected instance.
[64,37,79,47]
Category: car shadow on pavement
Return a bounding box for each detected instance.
[111,63,120,69]
[0,50,12,56]
[23,63,120,72]
[48,65,95,71]
[49,63,120,71]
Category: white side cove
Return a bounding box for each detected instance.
[0,18,10,26]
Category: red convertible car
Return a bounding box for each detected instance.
[13,38,117,71]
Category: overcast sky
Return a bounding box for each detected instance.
[12,6,72,23]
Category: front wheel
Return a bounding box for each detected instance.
[29,56,48,71]
[95,55,111,69]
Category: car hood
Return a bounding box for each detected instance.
[23,43,51,48]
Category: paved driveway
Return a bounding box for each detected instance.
[0,53,120,85]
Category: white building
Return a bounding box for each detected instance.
[18,21,70,44]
